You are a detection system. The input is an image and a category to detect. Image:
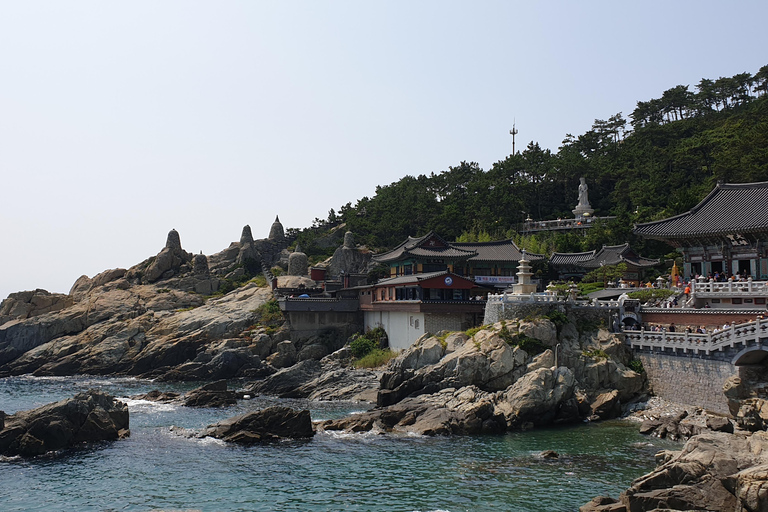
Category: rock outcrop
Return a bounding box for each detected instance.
[581,432,768,512]
[202,406,314,443]
[0,289,74,325]
[183,380,237,407]
[0,390,129,456]
[0,279,274,378]
[327,231,371,278]
[142,229,193,283]
[320,321,644,436]
[247,349,382,402]
[320,366,581,436]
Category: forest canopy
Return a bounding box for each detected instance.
[291,66,768,261]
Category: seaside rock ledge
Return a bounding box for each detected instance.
[201,406,314,443]
[0,389,129,457]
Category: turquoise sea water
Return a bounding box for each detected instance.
[0,376,675,512]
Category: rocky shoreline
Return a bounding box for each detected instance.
[3,227,768,509]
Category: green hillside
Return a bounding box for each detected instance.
[292,66,768,261]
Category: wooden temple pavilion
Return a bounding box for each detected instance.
[633,181,768,280]
[549,244,659,285]
[372,232,544,288]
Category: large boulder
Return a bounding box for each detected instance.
[248,359,323,398]
[0,390,129,456]
[378,328,530,407]
[493,366,580,428]
[183,380,237,407]
[202,406,314,443]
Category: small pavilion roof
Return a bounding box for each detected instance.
[634,181,768,240]
[549,250,597,266]
[582,244,659,269]
[550,244,658,269]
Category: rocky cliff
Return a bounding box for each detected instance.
[0,226,301,380]
[319,319,647,435]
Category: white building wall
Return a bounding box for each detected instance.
[364,311,425,351]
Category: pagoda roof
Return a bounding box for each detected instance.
[374,232,536,264]
[633,181,768,240]
[582,244,659,269]
[550,244,658,269]
[453,239,545,262]
[373,232,475,263]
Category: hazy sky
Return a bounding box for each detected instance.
[2,1,766,300]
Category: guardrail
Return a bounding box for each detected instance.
[692,279,768,296]
[624,317,768,356]
[487,293,620,308]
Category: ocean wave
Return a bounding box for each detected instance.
[196,436,227,446]
[122,398,179,412]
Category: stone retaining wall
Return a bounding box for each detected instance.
[637,352,737,414]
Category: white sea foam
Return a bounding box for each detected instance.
[122,398,179,413]
[196,436,227,446]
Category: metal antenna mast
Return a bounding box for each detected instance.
[509,120,518,155]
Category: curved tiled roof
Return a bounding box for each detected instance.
[453,239,545,262]
[373,232,476,263]
[373,232,536,263]
[634,181,768,239]
[550,251,596,266]
[582,244,659,269]
[551,244,659,269]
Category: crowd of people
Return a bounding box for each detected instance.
[628,317,764,336]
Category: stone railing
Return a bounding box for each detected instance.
[486,293,620,308]
[691,279,768,297]
[624,317,768,356]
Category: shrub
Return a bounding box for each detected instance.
[350,334,378,358]
[366,326,388,346]
[583,349,609,360]
[353,348,396,368]
[254,299,283,325]
[545,310,569,335]
[465,325,489,338]
[498,323,545,355]
[577,282,604,295]
[250,275,267,288]
[516,336,546,355]
[627,289,675,302]
[628,359,645,373]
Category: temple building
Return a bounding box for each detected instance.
[359,270,485,350]
[550,243,660,285]
[634,181,768,280]
[373,232,544,288]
